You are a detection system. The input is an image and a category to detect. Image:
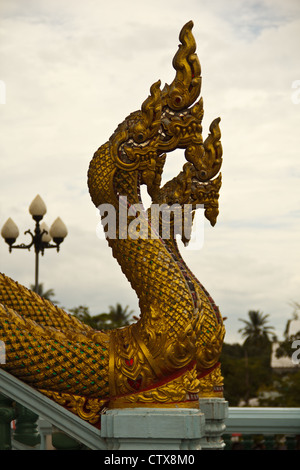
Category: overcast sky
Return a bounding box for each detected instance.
[0,0,299,343]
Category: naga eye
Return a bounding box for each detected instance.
[132,122,146,143]
[136,133,144,142]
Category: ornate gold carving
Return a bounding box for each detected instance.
[109,365,200,409]
[0,21,225,425]
[198,363,224,398]
[41,390,108,426]
[163,20,201,111]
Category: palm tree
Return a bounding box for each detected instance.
[68,305,98,328]
[238,310,275,351]
[69,303,134,330]
[96,303,134,330]
[238,310,275,405]
[30,283,58,303]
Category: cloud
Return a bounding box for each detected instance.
[0,0,299,344]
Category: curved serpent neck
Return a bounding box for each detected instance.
[88,141,221,343]
[89,145,191,333]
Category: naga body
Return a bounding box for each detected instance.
[0,22,225,426]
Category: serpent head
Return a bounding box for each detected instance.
[110,21,222,226]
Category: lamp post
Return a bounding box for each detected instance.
[1,195,67,293]
[0,195,68,448]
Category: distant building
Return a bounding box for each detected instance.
[271,319,300,373]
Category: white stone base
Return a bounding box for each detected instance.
[100,407,205,450]
[199,398,228,450]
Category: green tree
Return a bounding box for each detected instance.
[284,307,299,336]
[258,304,300,407]
[238,310,275,353]
[258,371,300,407]
[30,283,58,303]
[220,343,245,405]
[99,303,134,329]
[221,310,275,406]
[68,305,100,329]
[280,301,300,352]
[69,303,134,330]
[220,341,274,406]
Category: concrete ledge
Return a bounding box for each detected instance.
[101,407,204,439]
[199,398,228,450]
[226,407,300,435]
[101,407,205,450]
[199,398,228,420]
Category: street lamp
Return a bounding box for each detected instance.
[1,195,67,293]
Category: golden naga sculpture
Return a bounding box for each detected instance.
[0,21,225,427]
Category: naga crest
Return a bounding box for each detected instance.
[109,20,222,227]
